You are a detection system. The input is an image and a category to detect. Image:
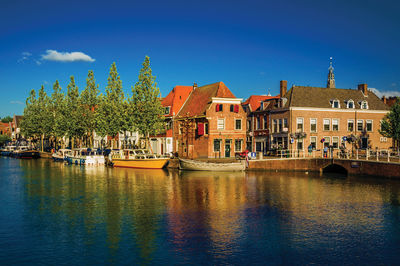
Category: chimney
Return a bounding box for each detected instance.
[382,96,387,104]
[280,80,287,98]
[358,83,368,96]
[193,82,198,90]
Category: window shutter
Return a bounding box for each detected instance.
[234,105,239,113]
[198,123,204,136]
[216,104,219,112]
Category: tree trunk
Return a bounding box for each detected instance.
[41,134,44,152]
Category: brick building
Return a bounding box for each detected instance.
[174,82,246,159]
[0,122,11,137]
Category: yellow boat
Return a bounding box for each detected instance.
[111,149,169,169]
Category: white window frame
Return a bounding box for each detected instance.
[213,139,221,152]
[310,118,317,133]
[357,119,364,132]
[324,136,331,147]
[347,100,354,109]
[360,100,368,109]
[348,119,354,132]
[310,136,317,149]
[235,119,242,130]
[217,118,225,130]
[332,136,339,149]
[332,119,339,131]
[366,120,373,132]
[164,106,171,115]
[332,99,340,108]
[323,118,331,131]
[296,117,304,132]
[234,139,243,152]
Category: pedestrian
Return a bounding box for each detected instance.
[323,145,328,158]
[308,144,313,157]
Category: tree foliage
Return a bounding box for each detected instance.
[131,56,164,138]
[1,116,13,123]
[380,99,400,149]
[81,70,100,147]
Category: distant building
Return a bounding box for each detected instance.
[11,115,23,140]
[0,122,11,137]
[174,82,246,159]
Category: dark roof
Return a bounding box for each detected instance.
[177,82,236,117]
[284,86,389,110]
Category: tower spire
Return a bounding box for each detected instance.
[327,57,335,88]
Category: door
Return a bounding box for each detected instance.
[225,140,231,158]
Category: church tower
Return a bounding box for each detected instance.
[327,57,335,88]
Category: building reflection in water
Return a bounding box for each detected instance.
[18,158,400,264]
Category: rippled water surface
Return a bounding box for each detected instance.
[1,157,400,265]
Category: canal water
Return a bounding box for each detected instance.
[1,157,399,265]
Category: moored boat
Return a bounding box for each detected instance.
[179,158,245,171]
[13,146,41,159]
[52,149,72,162]
[65,148,105,165]
[1,145,16,156]
[111,149,169,169]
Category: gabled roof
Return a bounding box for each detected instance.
[242,95,280,112]
[283,86,389,110]
[13,115,23,127]
[161,86,194,116]
[177,82,236,117]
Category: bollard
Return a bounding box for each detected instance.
[356,149,359,160]
[377,150,379,161]
[366,149,369,160]
[388,151,390,162]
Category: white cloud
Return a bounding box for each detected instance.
[18,51,32,63]
[369,88,400,98]
[10,100,23,105]
[22,52,32,57]
[41,49,95,62]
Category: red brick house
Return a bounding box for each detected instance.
[150,85,194,155]
[174,82,246,159]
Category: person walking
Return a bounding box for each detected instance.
[308,144,313,157]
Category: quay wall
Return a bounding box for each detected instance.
[248,158,400,179]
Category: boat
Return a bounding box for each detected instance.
[1,145,16,156]
[179,158,246,171]
[65,148,105,165]
[13,146,41,159]
[52,149,72,162]
[111,149,169,169]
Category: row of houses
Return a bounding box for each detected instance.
[150,63,395,159]
[0,115,23,140]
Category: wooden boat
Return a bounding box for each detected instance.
[1,145,16,156]
[111,149,169,169]
[13,146,41,159]
[52,149,72,162]
[65,148,105,165]
[179,158,246,171]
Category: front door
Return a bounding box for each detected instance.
[225,140,231,158]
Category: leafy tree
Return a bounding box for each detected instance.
[130,56,164,150]
[66,76,85,148]
[95,62,126,148]
[0,134,11,146]
[81,70,100,148]
[50,80,67,148]
[380,99,400,154]
[20,89,40,139]
[1,116,13,123]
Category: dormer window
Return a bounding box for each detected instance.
[331,99,340,108]
[164,106,171,115]
[260,102,264,110]
[360,100,368,109]
[346,99,354,109]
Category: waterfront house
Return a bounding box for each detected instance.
[242,94,280,152]
[149,85,194,155]
[173,81,246,159]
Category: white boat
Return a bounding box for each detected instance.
[179,158,246,171]
[52,149,72,162]
[111,149,169,169]
[65,148,105,165]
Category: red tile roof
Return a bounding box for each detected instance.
[178,82,237,117]
[242,95,280,111]
[162,85,194,116]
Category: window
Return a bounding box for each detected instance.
[217,119,225,130]
[256,117,261,129]
[256,142,262,152]
[357,120,363,131]
[283,118,288,129]
[310,118,317,132]
[164,106,171,115]
[235,119,242,130]
[310,136,317,149]
[332,100,340,108]
[360,101,368,109]
[297,138,303,150]
[332,119,339,131]
[213,139,221,152]
[347,100,354,109]
[297,118,304,131]
[264,115,268,129]
[366,120,372,132]
[273,119,277,133]
[230,104,234,112]
[216,104,223,112]
[324,136,330,148]
[332,136,339,149]
[247,120,251,131]
[235,139,243,152]
[348,120,354,131]
[205,123,209,134]
[278,119,283,132]
[323,119,330,131]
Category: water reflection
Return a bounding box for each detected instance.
[4,158,400,264]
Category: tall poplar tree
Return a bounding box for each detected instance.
[66,76,85,148]
[95,62,126,148]
[50,80,67,148]
[37,85,52,151]
[21,89,40,140]
[130,56,164,150]
[81,70,100,148]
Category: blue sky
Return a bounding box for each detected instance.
[1,0,399,117]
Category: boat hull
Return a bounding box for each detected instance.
[112,158,169,169]
[179,159,245,171]
[14,151,41,159]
